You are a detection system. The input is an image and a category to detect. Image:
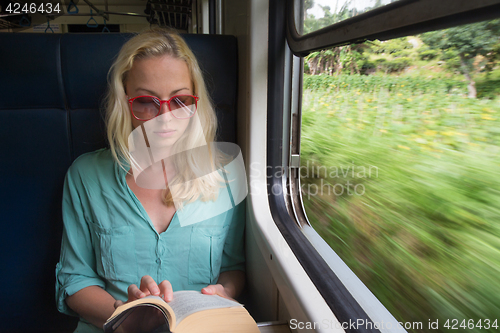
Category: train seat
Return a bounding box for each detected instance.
[0,32,238,333]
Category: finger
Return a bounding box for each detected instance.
[114,300,124,309]
[201,285,217,295]
[202,284,236,301]
[140,275,160,296]
[202,284,227,297]
[158,280,174,302]
[128,284,146,300]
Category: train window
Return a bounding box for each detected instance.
[267,0,500,331]
[299,0,404,35]
[300,21,500,331]
[287,0,500,55]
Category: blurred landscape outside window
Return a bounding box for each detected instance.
[299,4,500,332]
[301,0,402,34]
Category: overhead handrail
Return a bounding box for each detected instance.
[19,15,30,27]
[102,18,110,33]
[67,0,79,14]
[45,17,54,33]
[86,9,98,28]
[82,0,108,20]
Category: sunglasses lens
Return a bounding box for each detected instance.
[132,96,161,120]
[170,96,197,119]
[105,304,170,333]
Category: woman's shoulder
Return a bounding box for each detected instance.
[66,148,116,181]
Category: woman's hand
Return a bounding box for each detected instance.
[114,275,173,308]
[201,270,245,301]
[201,284,236,301]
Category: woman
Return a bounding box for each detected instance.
[55,28,245,333]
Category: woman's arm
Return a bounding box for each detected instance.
[201,270,245,300]
[217,270,245,298]
[65,286,116,328]
[57,166,110,318]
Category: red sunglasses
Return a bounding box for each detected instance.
[128,95,199,121]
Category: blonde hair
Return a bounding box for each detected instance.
[105,28,223,206]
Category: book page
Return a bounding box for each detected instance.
[169,291,242,324]
[104,298,173,333]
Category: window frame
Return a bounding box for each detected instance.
[267,0,500,330]
[267,0,383,331]
[286,0,500,55]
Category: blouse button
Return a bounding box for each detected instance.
[156,258,161,264]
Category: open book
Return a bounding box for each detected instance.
[103,291,260,333]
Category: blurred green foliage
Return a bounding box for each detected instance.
[371,37,413,55]
[421,20,500,67]
[303,74,467,94]
[301,6,500,328]
[418,49,439,61]
[300,83,500,332]
[304,18,500,98]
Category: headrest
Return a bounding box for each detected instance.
[0,33,65,109]
[60,33,134,110]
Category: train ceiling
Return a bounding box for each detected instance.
[0,0,193,31]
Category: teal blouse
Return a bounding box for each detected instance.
[55,148,245,332]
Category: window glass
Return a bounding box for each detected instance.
[300,20,500,332]
[301,0,403,34]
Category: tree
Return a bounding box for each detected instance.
[304,0,314,12]
[303,1,351,34]
[305,45,367,75]
[303,0,314,28]
[303,1,358,74]
[421,20,500,98]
